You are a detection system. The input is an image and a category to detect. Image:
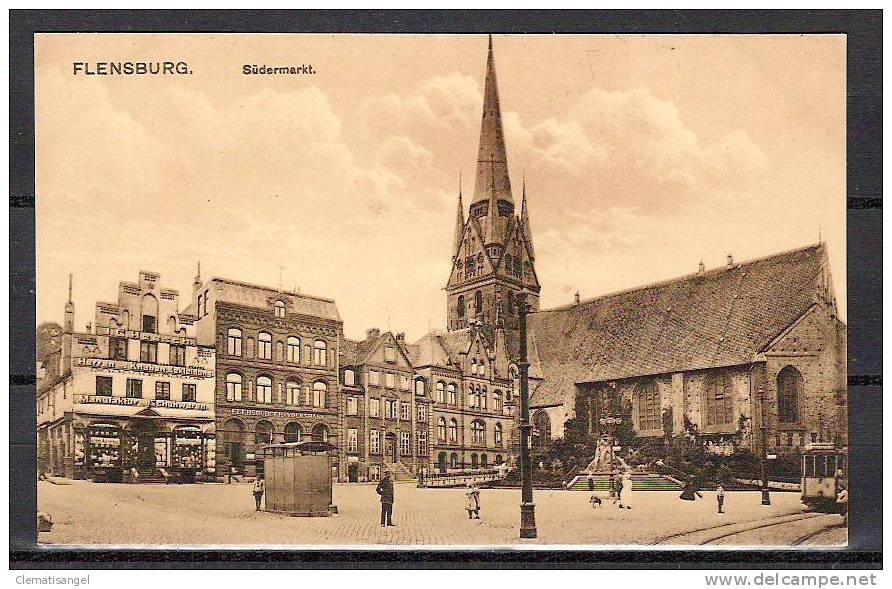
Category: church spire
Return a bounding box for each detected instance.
[521,176,535,259]
[472,34,512,206]
[452,172,465,259]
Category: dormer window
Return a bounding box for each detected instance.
[384,345,396,363]
[274,300,286,318]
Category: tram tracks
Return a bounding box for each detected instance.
[652,512,844,546]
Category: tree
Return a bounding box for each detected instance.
[37,322,63,361]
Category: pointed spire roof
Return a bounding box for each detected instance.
[452,173,465,258]
[472,35,512,206]
[521,177,535,258]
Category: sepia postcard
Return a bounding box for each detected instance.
[24,26,862,556]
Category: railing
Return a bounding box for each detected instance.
[420,468,508,488]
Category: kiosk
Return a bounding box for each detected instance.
[262,441,338,517]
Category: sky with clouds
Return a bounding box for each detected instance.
[36,34,846,341]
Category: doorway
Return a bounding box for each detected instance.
[385,434,397,463]
[348,464,359,483]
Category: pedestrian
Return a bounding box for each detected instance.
[716,483,725,513]
[835,486,848,524]
[465,481,481,519]
[252,477,265,511]
[376,470,395,527]
[612,473,623,506]
[587,473,595,492]
[679,479,704,502]
[619,471,634,510]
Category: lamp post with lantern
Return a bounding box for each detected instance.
[515,293,537,539]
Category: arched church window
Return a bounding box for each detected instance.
[777,366,803,424]
[457,295,465,318]
[635,380,660,431]
[475,290,483,314]
[704,371,734,428]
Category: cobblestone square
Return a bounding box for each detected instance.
[37,481,846,548]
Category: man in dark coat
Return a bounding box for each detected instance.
[376,470,395,527]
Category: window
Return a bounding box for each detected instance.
[448,383,457,405]
[226,373,243,402]
[109,337,128,360]
[449,418,458,442]
[255,421,273,446]
[704,371,735,428]
[256,376,273,404]
[385,399,397,419]
[182,383,197,402]
[493,391,502,412]
[481,454,489,468]
[481,389,487,410]
[414,379,425,396]
[384,345,396,362]
[385,373,395,389]
[401,401,410,421]
[311,424,329,442]
[139,341,158,363]
[474,290,483,314]
[417,403,427,422]
[274,300,286,318]
[437,417,447,441]
[450,452,459,468]
[369,371,380,386]
[142,315,157,334]
[95,376,113,396]
[417,430,427,455]
[286,337,300,363]
[401,376,411,391]
[471,420,486,445]
[126,378,143,399]
[471,454,479,468]
[169,344,186,367]
[227,328,242,356]
[370,398,380,418]
[468,385,476,408]
[400,431,411,455]
[313,340,327,366]
[257,332,272,360]
[344,369,355,386]
[777,366,803,424]
[457,295,465,319]
[284,422,301,443]
[202,290,209,317]
[312,381,327,408]
[533,410,551,447]
[347,428,358,452]
[346,396,358,416]
[636,381,661,431]
[155,381,171,400]
[479,362,486,377]
[436,382,446,403]
[370,429,380,454]
[286,380,301,405]
[494,422,503,447]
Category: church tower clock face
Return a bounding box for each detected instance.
[445,36,540,334]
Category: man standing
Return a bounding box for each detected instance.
[252,477,265,511]
[376,470,395,527]
[716,483,725,514]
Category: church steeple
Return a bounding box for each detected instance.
[452,174,465,259]
[521,177,535,259]
[472,34,513,208]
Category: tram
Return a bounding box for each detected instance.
[801,443,847,511]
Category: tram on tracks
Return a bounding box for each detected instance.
[801,443,847,511]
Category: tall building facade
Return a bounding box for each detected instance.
[183,273,343,480]
[37,272,217,482]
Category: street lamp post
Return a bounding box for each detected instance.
[758,385,771,505]
[516,293,537,539]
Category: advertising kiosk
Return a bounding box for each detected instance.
[262,441,338,517]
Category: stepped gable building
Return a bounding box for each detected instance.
[406,325,517,474]
[37,272,216,482]
[527,244,848,454]
[184,269,342,480]
[338,329,432,482]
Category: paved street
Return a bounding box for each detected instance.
[37,480,846,547]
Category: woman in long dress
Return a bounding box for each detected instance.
[619,471,634,510]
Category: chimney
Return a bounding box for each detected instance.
[192,260,202,293]
[698,260,705,274]
[726,254,734,267]
[366,328,380,340]
[574,291,580,305]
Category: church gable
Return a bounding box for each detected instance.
[447,219,496,288]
